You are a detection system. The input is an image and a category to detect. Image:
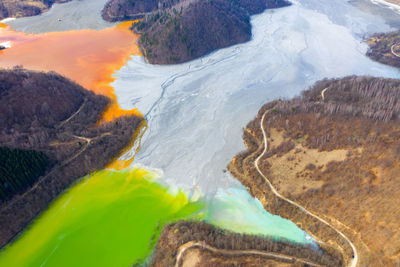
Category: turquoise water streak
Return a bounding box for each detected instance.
[0,169,314,267]
[206,187,315,245]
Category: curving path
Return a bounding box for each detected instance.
[174,241,321,267]
[321,88,328,100]
[391,44,400,58]
[57,98,87,129]
[254,105,358,267]
[62,132,112,165]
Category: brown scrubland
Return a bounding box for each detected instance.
[0,0,70,20]
[229,76,400,266]
[0,68,143,247]
[178,248,298,267]
[366,30,400,69]
[150,221,343,267]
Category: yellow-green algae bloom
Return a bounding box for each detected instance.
[0,169,203,267]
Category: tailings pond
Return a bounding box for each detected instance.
[1,0,400,265]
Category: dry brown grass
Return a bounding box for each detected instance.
[181,248,301,267]
[267,128,352,197]
[151,221,342,267]
[230,76,400,266]
[181,249,201,267]
[263,115,400,265]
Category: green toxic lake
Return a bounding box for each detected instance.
[0,168,316,267]
[0,169,203,267]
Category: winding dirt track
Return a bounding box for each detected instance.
[63,132,112,165]
[255,100,358,267]
[175,89,358,267]
[57,98,87,128]
[174,241,321,267]
[321,88,328,100]
[391,44,400,58]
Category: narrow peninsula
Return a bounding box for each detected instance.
[102,0,291,64]
[150,221,342,266]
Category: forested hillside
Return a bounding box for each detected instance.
[151,221,342,266]
[102,0,180,22]
[0,67,107,150]
[102,0,290,64]
[0,68,143,248]
[0,147,49,200]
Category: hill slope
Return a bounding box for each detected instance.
[102,0,290,64]
[0,147,48,200]
[230,76,400,266]
[0,68,143,247]
[366,30,400,69]
[151,221,342,266]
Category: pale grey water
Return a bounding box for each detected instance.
[113,0,400,194]
[7,0,112,33]
[350,0,400,28]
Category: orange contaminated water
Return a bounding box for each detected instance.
[0,22,141,122]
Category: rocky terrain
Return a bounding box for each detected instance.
[0,0,71,20]
[150,221,342,267]
[102,0,290,64]
[0,68,143,247]
[367,30,400,68]
[229,76,400,266]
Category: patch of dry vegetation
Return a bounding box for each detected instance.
[266,128,353,197]
[180,248,302,267]
[0,0,70,20]
[150,221,342,267]
[102,0,291,64]
[229,76,400,266]
[366,30,400,69]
